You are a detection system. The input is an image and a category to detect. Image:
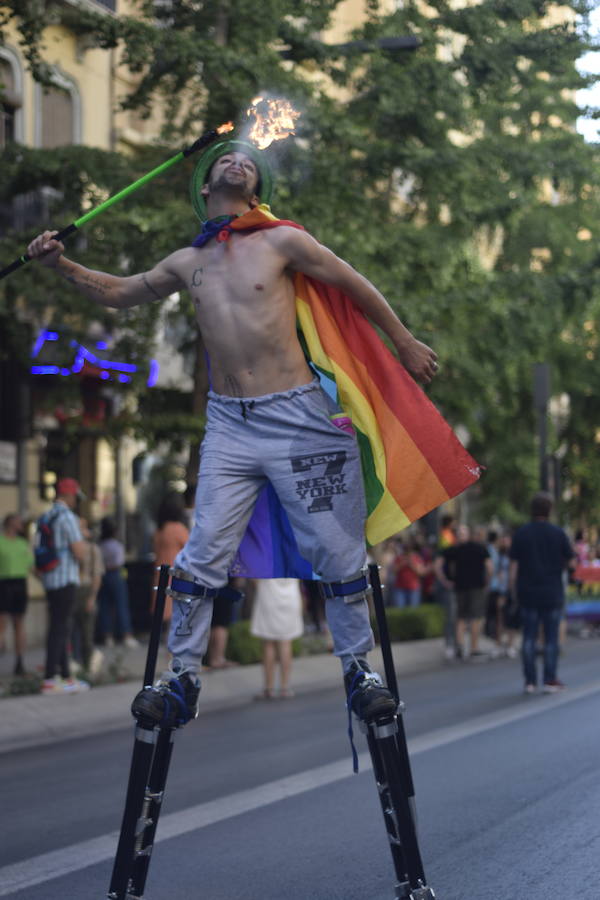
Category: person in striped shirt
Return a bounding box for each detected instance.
[38,478,88,694]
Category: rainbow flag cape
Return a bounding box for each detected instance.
[207,207,481,579]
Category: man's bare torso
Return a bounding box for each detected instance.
[172,228,312,397]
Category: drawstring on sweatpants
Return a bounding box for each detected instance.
[240,400,255,420]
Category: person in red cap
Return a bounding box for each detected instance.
[36,477,89,694]
[56,477,80,497]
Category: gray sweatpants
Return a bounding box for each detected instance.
[169,379,374,670]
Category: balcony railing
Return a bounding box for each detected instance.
[60,0,116,15]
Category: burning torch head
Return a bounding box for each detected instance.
[190,140,273,221]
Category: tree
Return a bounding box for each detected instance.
[279,0,600,525]
[2,0,599,527]
[0,141,204,445]
[0,0,349,462]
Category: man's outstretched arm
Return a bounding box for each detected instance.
[27,230,184,308]
[273,228,438,384]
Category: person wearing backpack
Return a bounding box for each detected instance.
[36,477,88,694]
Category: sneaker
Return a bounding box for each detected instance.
[469,650,488,662]
[523,683,537,694]
[131,660,200,727]
[41,676,64,694]
[89,648,104,677]
[543,679,566,694]
[124,636,140,649]
[344,661,397,723]
[63,677,90,693]
[506,646,518,659]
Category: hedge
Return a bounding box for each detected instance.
[371,603,445,643]
[225,620,303,665]
[225,604,445,665]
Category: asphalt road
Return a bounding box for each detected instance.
[1,639,599,900]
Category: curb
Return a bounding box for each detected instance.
[0,639,445,755]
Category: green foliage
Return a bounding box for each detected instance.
[2,0,600,525]
[225,607,442,666]
[372,604,446,642]
[0,671,42,697]
[0,141,202,448]
[225,619,302,665]
[322,0,600,525]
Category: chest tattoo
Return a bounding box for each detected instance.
[191,267,203,288]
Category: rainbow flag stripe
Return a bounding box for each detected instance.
[295,273,481,546]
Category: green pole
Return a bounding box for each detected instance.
[0,124,232,281]
[74,151,185,229]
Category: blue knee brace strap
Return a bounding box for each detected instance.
[319,573,369,600]
[215,585,243,603]
[170,577,220,599]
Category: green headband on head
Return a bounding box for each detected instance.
[190,140,274,221]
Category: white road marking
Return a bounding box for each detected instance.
[1,678,599,897]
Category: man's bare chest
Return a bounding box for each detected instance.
[179,234,286,303]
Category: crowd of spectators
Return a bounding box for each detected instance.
[373,493,590,693]
[0,482,596,698]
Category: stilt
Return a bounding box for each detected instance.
[107,565,176,900]
[365,563,436,899]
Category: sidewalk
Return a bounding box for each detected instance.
[0,638,445,755]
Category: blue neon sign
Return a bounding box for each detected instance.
[31,329,159,388]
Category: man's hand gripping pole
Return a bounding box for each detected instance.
[0,123,234,282]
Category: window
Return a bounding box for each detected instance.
[35,71,81,147]
[0,51,23,147]
[41,85,75,148]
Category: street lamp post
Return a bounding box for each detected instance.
[549,392,570,509]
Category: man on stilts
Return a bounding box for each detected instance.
[27,140,439,718]
[27,137,479,898]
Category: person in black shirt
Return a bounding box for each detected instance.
[435,524,492,659]
[509,492,574,694]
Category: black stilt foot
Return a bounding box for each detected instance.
[365,563,436,900]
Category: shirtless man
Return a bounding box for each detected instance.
[27,142,438,725]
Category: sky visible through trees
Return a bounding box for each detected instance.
[577,5,600,141]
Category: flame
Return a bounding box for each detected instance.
[246,97,300,150]
[217,121,235,135]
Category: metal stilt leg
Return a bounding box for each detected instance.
[127,725,176,896]
[108,565,176,900]
[365,564,437,900]
[108,721,167,899]
[363,720,413,898]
